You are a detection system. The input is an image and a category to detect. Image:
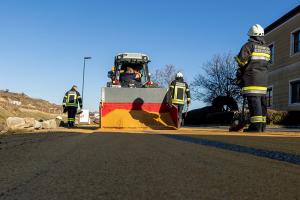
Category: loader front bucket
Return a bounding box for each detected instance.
[100,88,178,129]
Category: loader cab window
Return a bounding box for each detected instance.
[139,67,148,84]
[120,63,143,83]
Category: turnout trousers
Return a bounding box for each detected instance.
[67,106,77,127]
[246,95,267,132]
[175,104,184,128]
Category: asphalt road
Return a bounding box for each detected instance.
[0,130,300,200]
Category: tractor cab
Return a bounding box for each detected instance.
[101,53,178,130]
[107,53,152,88]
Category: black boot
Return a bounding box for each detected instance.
[69,122,75,128]
[244,123,262,132]
[68,122,72,128]
[261,123,266,132]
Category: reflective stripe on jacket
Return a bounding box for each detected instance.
[250,116,266,123]
[236,37,270,95]
[242,86,267,95]
[251,45,271,61]
[63,90,82,108]
[169,80,191,105]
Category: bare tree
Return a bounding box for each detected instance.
[191,53,241,104]
[151,64,180,87]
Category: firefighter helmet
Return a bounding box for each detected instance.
[176,72,183,78]
[248,24,264,37]
[72,85,78,90]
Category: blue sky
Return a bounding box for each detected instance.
[0,0,299,111]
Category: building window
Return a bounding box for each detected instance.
[269,43,274,64]
[267,87,273,107]
[290,80,300,104]
[292,30,300,54]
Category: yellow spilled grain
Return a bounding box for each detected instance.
[101,109,176,129]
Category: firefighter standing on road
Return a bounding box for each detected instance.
[62,85,83,127]
[236,24,271,132]
[169,72,191,127]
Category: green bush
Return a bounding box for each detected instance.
[267,109,288,125]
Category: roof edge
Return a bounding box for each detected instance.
[265,5,300,34]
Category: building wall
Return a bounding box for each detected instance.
[268,61,300,111]
[265,14,300,70]
[265,14,300,111]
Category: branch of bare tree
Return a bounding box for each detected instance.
[191,53,242,104]
[152,64,180,88]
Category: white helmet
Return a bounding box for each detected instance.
[176,72,183,78]
[248,24,264,36]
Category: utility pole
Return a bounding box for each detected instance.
[82,56,92,104]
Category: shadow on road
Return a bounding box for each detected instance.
[71,125,99,130]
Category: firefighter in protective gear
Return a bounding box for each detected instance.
[62,85,83,127]
[169,72,191,127]
[236,24,271,132]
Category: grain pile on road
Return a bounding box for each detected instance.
[101,109,175,129]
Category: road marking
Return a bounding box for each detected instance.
[161,134,300,165]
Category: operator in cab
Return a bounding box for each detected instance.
[120,66,142,87]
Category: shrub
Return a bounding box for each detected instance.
[267,109,288,125]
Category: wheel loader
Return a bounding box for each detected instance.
[100,53,178,129]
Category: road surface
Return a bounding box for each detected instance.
[0,128,300,200]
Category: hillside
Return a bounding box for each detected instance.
[0,90,62,131]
